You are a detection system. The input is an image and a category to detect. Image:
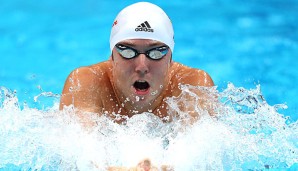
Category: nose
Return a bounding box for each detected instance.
[134,54,149,75]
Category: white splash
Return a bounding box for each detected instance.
[135,96,140,102]
[0,84,297,170]
[151,90,158,96]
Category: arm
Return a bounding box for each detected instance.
[178,67,214,87]
[59,66,104,127]
[170,64,217,121]
[60,67,103,112]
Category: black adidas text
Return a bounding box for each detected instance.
[135,27,154,32]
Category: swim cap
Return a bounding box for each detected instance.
[110,2,174,52]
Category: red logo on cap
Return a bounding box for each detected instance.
[112,20,118,27]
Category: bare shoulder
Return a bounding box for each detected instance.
[170,62,214,87]
[64,61,111,90]
[59,61,112,111]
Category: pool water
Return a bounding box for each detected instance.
[0,0,297,170]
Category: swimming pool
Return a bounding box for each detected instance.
[0,0,297,170]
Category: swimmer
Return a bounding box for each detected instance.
[60,2,214,170]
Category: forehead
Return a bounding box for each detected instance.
[118,39,166,47]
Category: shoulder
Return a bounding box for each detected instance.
[170,62,214,87]
[69,61,111,77]
[65,61,112,90]
[60,61,113,111]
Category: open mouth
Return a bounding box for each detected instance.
[133,80,150,94]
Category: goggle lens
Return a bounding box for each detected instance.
[115,44,169,60]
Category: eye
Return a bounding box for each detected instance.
[115,44,137,59]
[148,50,163,59]
[120,49,136,58]
[148,46,169,59]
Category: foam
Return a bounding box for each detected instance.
[0,85,297,170]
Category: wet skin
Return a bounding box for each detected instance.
[60,39,214,123]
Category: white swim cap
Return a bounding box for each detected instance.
[110,2,174,52]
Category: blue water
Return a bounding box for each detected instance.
[0,0,298,170]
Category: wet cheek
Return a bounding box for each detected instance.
[158,66,169,77]
[154,69,168,85]
[114,61,132,74]
[118,71,129,81]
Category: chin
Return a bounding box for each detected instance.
[132,96,153,107]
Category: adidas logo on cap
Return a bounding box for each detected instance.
[135,21,154,32]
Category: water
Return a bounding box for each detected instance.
[0,85,297,170]
[0,0,298,170]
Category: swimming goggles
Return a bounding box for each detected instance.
[115,44,169,60]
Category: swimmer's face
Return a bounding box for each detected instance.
[111,39,172,111]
